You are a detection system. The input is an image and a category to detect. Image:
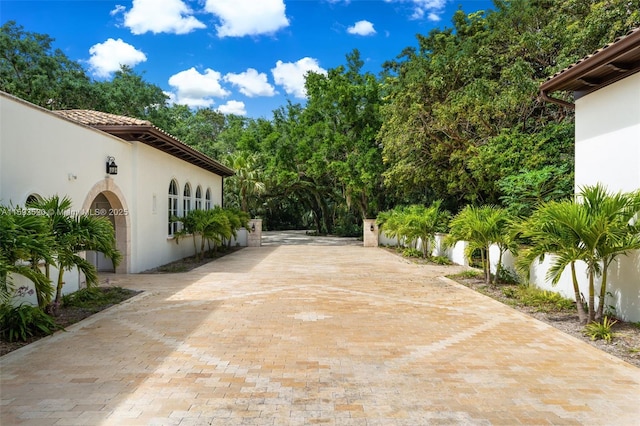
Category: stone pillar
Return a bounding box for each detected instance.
[247,219,262,247]
[363,219,378,247]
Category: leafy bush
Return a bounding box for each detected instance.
[502,287,517,298]
[0,303,59,342]
[449,269,484,280]
[432,256,452,265]
[62,287,132,310]
[584,317,618,343]
[497,267,521,285]
[515,286,575,312]
[402,248,423,258]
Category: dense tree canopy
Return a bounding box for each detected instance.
[2,0,639,232]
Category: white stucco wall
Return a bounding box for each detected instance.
[575,72,640,192]
[1,93,227,287]
[131,142,224,272]
[548,71,640,322]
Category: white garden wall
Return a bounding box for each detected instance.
[378,232,640,322]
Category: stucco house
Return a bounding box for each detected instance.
[537,27,640,322]
[1,91,234,295]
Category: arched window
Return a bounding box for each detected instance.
[26,194,40,206]
[168,180,179,236]
[205,188,212,210]
[183,183,192,216]
[195,186,203,210]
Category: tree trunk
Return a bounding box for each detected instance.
[588,270,596,323]
[570,262,588,324]
[30,257,45,308]
[596,258,610,320]
[192,235,199,260]
[53,266,65,316]
[483,247,491,285]
[493,248,504,286]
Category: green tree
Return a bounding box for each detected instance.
[578,185,640,321]
[224,151,266,214]
[446,205,513,285]
[302,49,385,220]
[30,196,121,313]
[518,185,640,324]
[401,202,450,258]
[94,65,168,120]
[0,21,95,109]
[0,205,55,307]
[376,206,408,247]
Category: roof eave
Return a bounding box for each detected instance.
[94,124,235,177]
[540,27,640,107]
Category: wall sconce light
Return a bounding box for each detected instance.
[251,223,256,232]
[370,223,375,232]
[106,156,118,175]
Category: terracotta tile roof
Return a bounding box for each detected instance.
[540,27,640,105]
[51,108,234,177]
[53,109,152,126]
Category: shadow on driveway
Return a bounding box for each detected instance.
[261,229,362,246]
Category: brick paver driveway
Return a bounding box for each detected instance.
[1,245,639,425]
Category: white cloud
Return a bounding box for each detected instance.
[347,20,376,36]
[414,0,447,20]
[204,0,289,37]
[110,4,126,16]
[217,100,247,115]
[271,58,326,99]
[223,68,276,97]
[167,67,231,107]
[386,0,447,21]
[88,38,147,78]
[122,0,206,35]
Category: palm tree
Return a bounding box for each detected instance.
[376,206,407,247]
[518,200,590,324]
[174,209,205,260]
[223,207,250,248]
[225,151,266,213]
[402,202,450,258]
[30,196,121,313]
[518,184,640,324]
[202,207,232,253]
[446,205,512,285]
[579,185,640,320]
[0,206,55,307]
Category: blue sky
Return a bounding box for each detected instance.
[2,0,495,118]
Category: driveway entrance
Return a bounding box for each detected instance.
[1,245,639,425]
[261,230,362,246]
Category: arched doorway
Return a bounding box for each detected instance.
[87,193,116,272]
[82,179,130,274]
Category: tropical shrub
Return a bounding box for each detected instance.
[518,184,640,324]
[376,201,450,258]
[445,205,514,285]
[28,196,121,313]
[0,205,55,308]
[0,303,59,342]
[174,206,250,258]
[584,317,618,343]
